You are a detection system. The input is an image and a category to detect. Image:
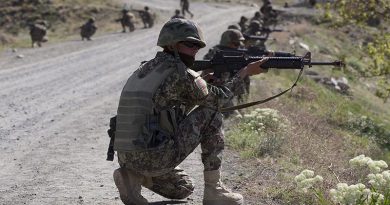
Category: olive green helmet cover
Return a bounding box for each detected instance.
[220,29,245,47]
[157,18,206,48]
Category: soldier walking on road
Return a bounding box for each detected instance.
[29,20,48,48]
[80,17,97,41]
[108,18,268,205]
[180,0,194,18]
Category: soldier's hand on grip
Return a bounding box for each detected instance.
[242,57,269,77]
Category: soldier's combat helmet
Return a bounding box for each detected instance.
[227,24,240,30]
[220,29,245,47]
[157,18,206,48]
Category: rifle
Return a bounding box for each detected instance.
[238,46,295,57]
[192,51,343,111]
[191,51,343,76]
[243,34,269,42]
[258,28,284,33]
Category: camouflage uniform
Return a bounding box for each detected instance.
[80,18,97,41]
[238,16,248,32]
[244,20,267,50]
[117,9,135,32]
[250,11,263,24]
[203,29,247,115]
[139,7,154,28]
[260,1,278,28]
[180,0,194,18]
[115,20,245,200]
[29,20,48,48]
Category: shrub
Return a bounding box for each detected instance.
[294,155,390,205]
[227,108,290,157]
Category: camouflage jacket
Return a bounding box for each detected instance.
[138,51,244,114]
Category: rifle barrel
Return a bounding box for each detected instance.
[309,61,344,66]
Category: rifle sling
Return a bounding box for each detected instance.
[221,68,304,112]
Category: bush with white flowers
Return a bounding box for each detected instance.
[242,108,289,134]
[349,154,388,174]
[295,169,324,193]
[227,108,290,157]
[294,155,390,205]
[329,183,384,204]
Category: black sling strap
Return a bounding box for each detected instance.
[221,68,304,112]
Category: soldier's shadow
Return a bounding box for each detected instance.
[149,200,187,205]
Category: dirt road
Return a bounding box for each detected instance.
[0,1,256,204]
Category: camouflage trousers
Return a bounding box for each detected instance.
[117,106,224,199]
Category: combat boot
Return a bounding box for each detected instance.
[203,170,244,205]
[113,168,148,205]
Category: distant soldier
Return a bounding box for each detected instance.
[260,0,278,28]
[139,6,154,28]
[180,0,194,18]
[117,9,135,33]
[203,29,247,115]
[244,20,261,36]
[171,9,185,19]
[80,17,97,41]
[244,20,268,50]
[260,0,272,14]
[238,16,248,32]
[251,11,263,23]
[29,20,48,48]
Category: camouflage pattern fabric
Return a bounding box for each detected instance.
[243,21,267,50]
[29,23,47,47]
[250,11,263,24]
[140,10,154,28]
[142,167,194,199]
[119,12,135,32]
[203,44,248,113]
[260,3,278,28]
[80,20,97,40]
[238,19,248,32]
[117,51,244,177]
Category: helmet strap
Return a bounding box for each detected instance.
[173,47,186,76]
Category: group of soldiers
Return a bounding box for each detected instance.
[28,6,155,48]
[28,0,196,48]
[117,6,154,33]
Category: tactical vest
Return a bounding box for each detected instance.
[114,61,176,151]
